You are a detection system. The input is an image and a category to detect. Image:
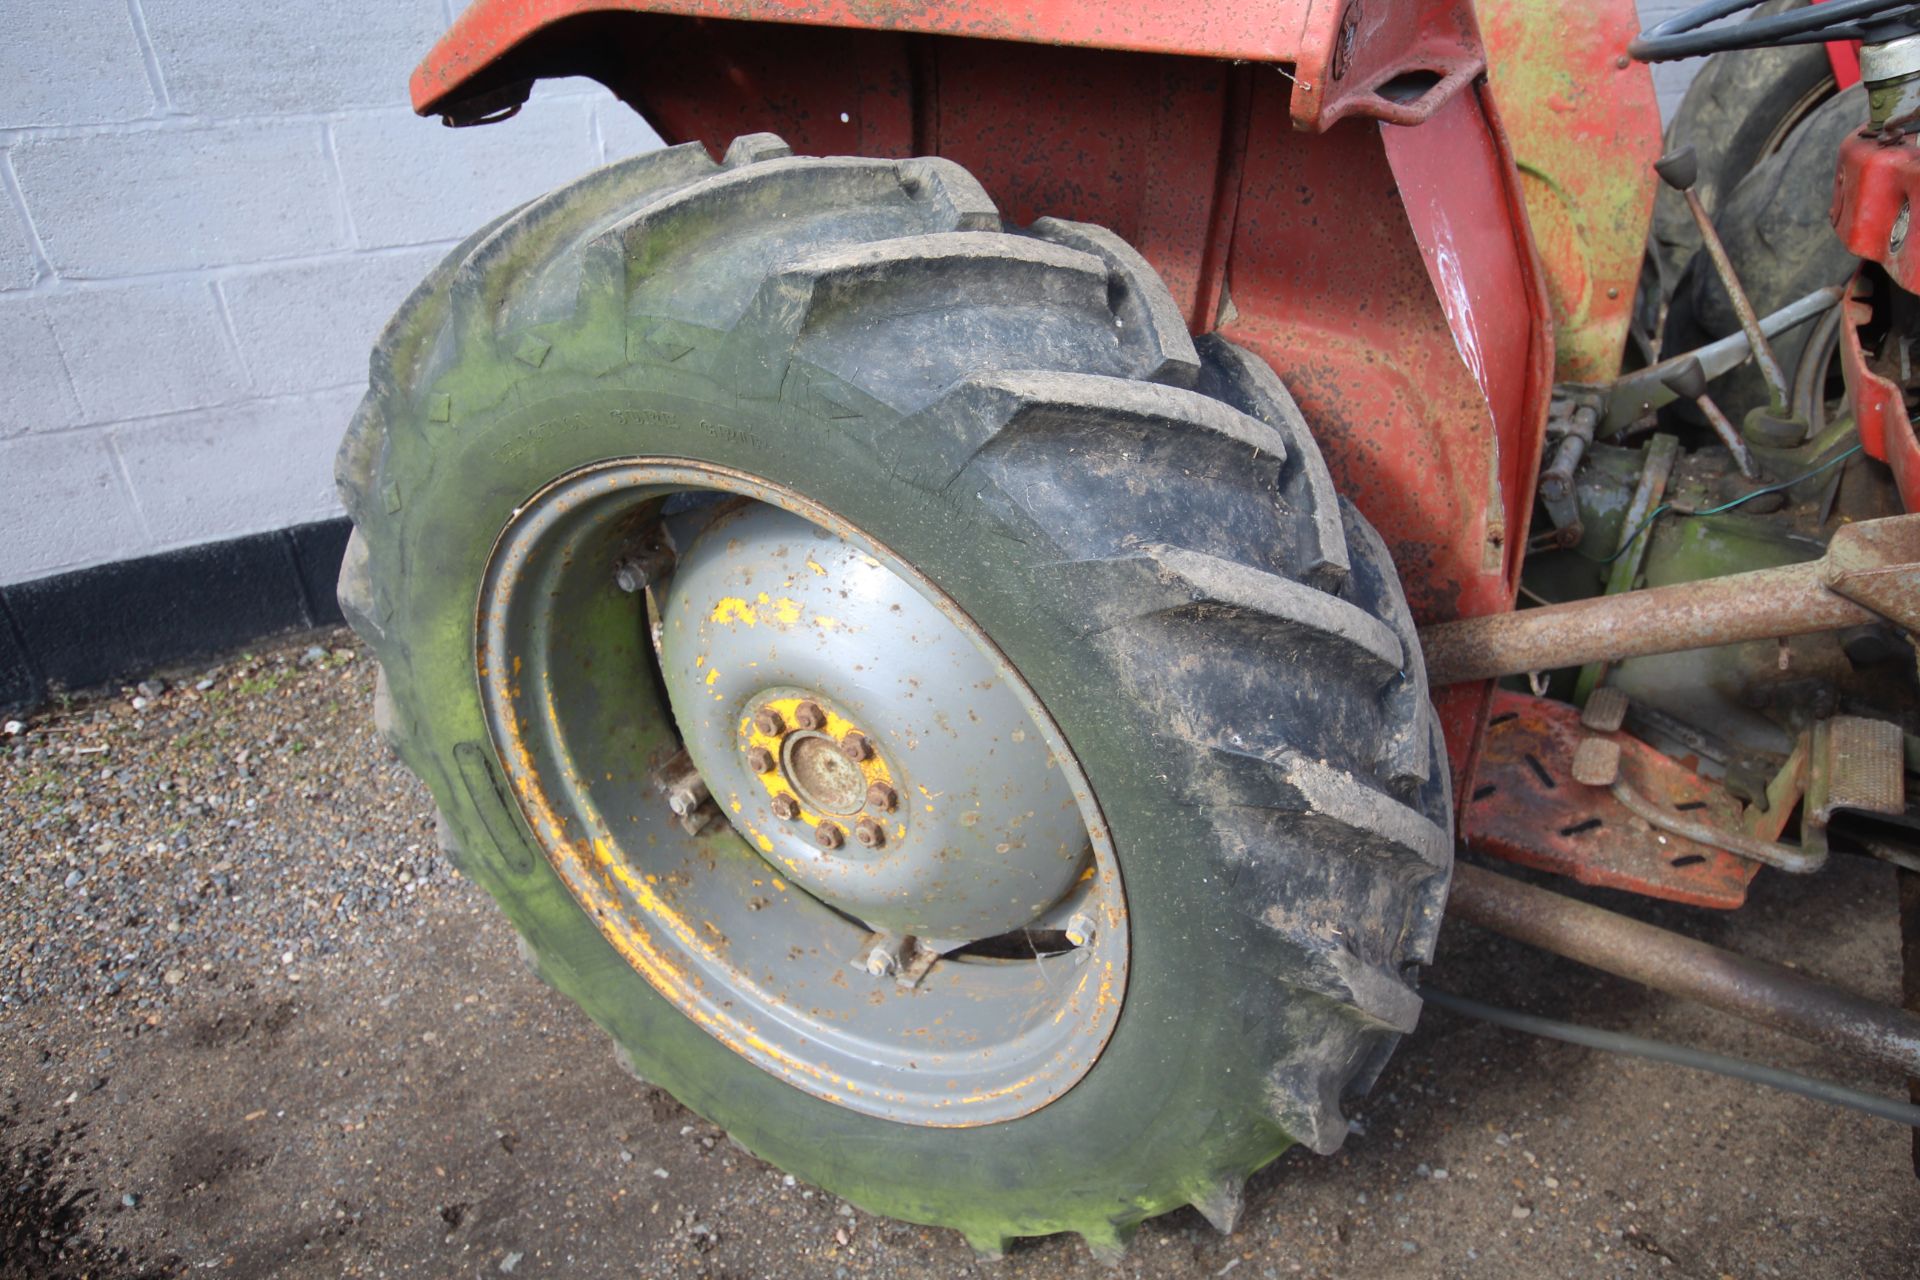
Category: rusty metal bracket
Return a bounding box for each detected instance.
[1826,514,1920,631]
[1535,388,1603,548]
[1423,513,1920,686]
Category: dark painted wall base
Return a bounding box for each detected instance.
[0,519,351,715]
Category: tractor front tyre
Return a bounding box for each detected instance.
[335,134,1450,1258]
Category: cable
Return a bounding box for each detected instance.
[1631,0,1920,63]
[1422,987,1920,1129]
[1602,443,1864,563]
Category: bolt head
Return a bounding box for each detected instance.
[839,731,872,762]
[863,947,896,977]
[794,700,827,731]
[752,708,785,736]
[854,817,885,849]
[613,544,673,593]
[815,821,845,851]
[1065,914,1097,947]
[746,746,775,774]
[770,793,800,821]
[865,781,897,812]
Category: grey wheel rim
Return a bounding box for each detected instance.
[475,459,1129,1126]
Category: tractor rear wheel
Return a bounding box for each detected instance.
[1647,0,1840,300]
[1660,86,1863,424]
[335,134,1450,1257]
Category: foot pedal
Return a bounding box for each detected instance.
[1581,686,1629,733]
[1804,716,1907,859]
[1817,716,1905,821]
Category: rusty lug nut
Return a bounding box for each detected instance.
[854,817,886,849]
[1065,914,1097,947]
[865,781,898,812]
[839,731,872,762]
[793,700,827,731]
[770,793,800,821]
[752,707,785,736]
[746,745,775,773]
[815,821,846,851]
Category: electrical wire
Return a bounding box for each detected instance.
[1602,443,1864,563]
[1422,987,1920,1129]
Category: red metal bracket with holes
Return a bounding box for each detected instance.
[1837,270,1920,509]
[1462,691,1766,909]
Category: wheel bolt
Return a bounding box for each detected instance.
[613,544,674,594]
[771,793,800,820]
[752,707,785,736]
[839,731,872,762]
[865,781,897,812]
[1065,913,1097,947]
[854,817,886,849]
[793,700,827,731]
[746,745,775,773]
[815,821,845,850]
[863,947,896,978]
[667,778,710,817]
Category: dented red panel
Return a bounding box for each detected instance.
[410,0,1484,131]
[1833,131,1920,296]
[1832,135,1920,510]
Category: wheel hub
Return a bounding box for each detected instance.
[659,502,1091,943]
[783,732,867,815]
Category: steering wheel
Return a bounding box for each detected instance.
[1631,0,1920,63]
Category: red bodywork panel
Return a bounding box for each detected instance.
[409,2,1559,793]
[412,0,1485,132]
[1832,134,1920,510]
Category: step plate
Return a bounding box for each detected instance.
[1463,691,1763,909]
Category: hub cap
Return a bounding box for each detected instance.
[474,461,1127,1126]
[660,503,1092,945]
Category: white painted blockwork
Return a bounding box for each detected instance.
[1,0,663,584]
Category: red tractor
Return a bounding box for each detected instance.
[338,0,1920,1258]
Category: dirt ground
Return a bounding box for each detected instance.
[2,628,1915,1279]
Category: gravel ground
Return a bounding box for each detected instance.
[2,627,1916,1278]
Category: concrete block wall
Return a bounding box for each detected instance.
[3,3,1703,589]
[1,0,663,587]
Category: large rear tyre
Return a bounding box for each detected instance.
[335,134,1450,1257]
[1660,86,1863,422]
[1647,0,1840,299]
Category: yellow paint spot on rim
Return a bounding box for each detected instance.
[709,596,756,626]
